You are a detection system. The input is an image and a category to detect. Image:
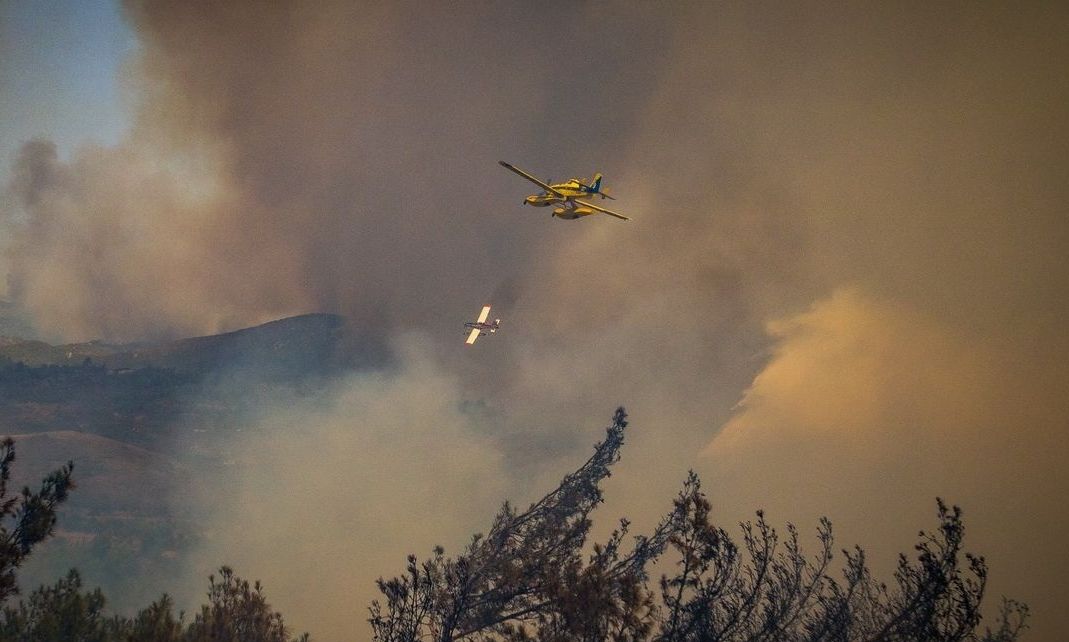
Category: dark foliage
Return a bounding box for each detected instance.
[183,566,309,642]
[0,569,116,642]
[0,566,307,642]
[370,407,673,642]
[655,477,1023,642]
[0,436,306,641]
[372,408,1028,642]
[0,437,73,602]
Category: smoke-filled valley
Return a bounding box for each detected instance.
[2,1,1068,640]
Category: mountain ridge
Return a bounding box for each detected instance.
[0,312,377,611]
[0,312,355,373]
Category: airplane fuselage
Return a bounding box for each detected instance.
[501,161,628,220]
[465,320,500,332]
[523,178,601,218]
[551,178,594,198]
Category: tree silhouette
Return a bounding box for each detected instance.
[656,476,1020,642]
[0,569,116,641]
[0,566,308,642]
[182,566,309,642]
[371,408,1028,642]
[0,437,74,602]
[370,408,675,641]
[0,436,306,641]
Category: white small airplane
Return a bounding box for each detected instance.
[464,305,500,345]
[500,161,630,221]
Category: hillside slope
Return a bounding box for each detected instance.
[0,312,357,375]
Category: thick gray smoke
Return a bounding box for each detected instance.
[2,2,1068,639]
[179,338,509,640]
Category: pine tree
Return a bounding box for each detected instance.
[371,408,1028,642]
[370,408,675,641]
[184,566,309,642]
[0,436,306,641]
[656,476,1026,642]
[0,437,74,602]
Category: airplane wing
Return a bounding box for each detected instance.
[476,305,491,324]
[465,328,481,345]
[499,161,564,197]
[575,199,631,221]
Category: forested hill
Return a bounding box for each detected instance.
[0,313,378,446]
[0,313,379,612]
[0,312,355,374]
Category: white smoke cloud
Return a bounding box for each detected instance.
[702,289,1069,632]
[180,337,510,640]
[3,1,1068,638]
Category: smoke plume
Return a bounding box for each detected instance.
[2,1,1067,639]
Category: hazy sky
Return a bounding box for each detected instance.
[2,1,1067,640]
[0,0,134,180]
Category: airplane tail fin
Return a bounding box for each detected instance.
[586,173,614,199]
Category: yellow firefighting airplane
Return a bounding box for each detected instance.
[499,161,630,221]
[464,305,500,345]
